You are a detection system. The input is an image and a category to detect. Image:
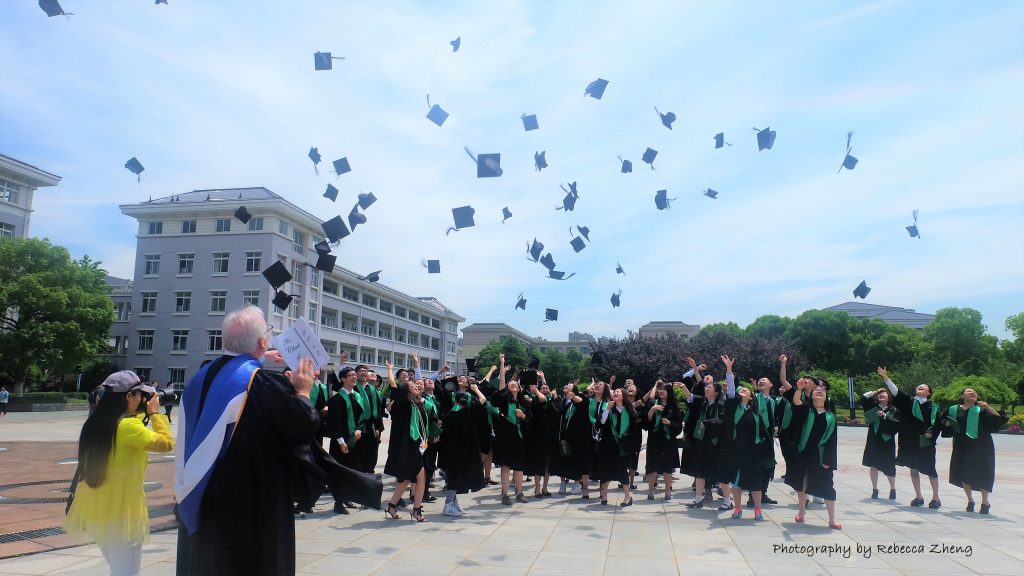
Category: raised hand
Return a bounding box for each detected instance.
[720,355,735,371]
[609,375,617,385]
[697,364,708,371]
[340,350,350,364]
[876,367,888,380]
[779,354,788,365]
[686,356,697,369]
[514,408,525,419]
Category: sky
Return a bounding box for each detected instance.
[2,0,1022,341]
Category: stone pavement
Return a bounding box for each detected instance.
[1,412,1023,575]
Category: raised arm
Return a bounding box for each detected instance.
[482,365,497,383]
[779,354,792,392]
[793,378,804,406]
[412,353,421,380]
[673,381,694,402]
[469,382,487,405]
[498,353,507,391]
[876,367,898,396]
[722,355,736,398]
[385,360,398,389]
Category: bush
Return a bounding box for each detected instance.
[1007,414,1024,428]
[9,392,86,404]
[932,375,1017,406]
[1007,425,1021,433]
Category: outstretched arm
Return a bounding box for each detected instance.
[498,354,507,391]
[385,360,398,389]
[779,354,792,392]
[876,367,898,396]
[722,355,736,398]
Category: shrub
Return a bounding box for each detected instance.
[9,392,86,404]
[933,375,1017,406]
[1007,414,1024,429]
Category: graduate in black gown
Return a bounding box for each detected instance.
[420,375,444,503]
[437,383,488,516]
[525,378,562,498]
[777,355,804,487]
[490,354,533,505]
[354,365,386,474]
[383,362,430,522]
[719,356,774,522]
[578,379,612,499]
[556,382,592,495]
[877,367,943,508]
[644,382,682,501]
[860,387,900,499]
[940,387,1009,514]
[589,388,638,506]
[679,376,727,509]
[623,381,644,490]
[323,367,367,514]
[786,377,841,529]
[748,375,781,506]
[474,366,498,485]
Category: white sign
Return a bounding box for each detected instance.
[272,317,331,372]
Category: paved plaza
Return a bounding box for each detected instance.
[1,410,1023,575]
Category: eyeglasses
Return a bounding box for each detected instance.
[263,325,274,336]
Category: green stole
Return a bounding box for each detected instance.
[310,381,326,407]
[358,382,380,420]
[611,407,630,441]
[424,395,439,419]
[864,404,893,442]
[756,394,774,427]
[948,405,980,439]
[506,398,523,438]
[588,397,606,425]
[733,403,763,444]
[340,389,356,438]
[911,397,936,426]
[409,401,426,444]
[651,400,671,439]
[798,408,836,465]
[693,400,717,444]
[352,385,369,424]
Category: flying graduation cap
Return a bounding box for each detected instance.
[464,147,502,177]
[426,95,449,127]
[308,147,321,174]
[39,0,71,17]
[655,107,676,130]
[556,182,579,211]
[838,132,858,173]
[357,192,377,210]
[585,78,608,100]
[544,308,559,322]
[321,215,350,243]
[262,261,292,290]
[754,127,777,151]
[233,206,252,224]
[906,209,921,239]
[333,157,352,177]
[616,262,625,275]
[539,252,556,271]
[124,157,144,181]
[714,133,732,148]
[548,270,576,281]
[642,148,658,170]
[360,270,382,283]
[522,114,539,131]
[534,151,547,171]
[450,37,461,52]
[272,291,297,311]
[570,235,586,253]
[323,184,338,202]
[446,206,475,235]
[515,293,527,310]
[527,239,544,262]
[703,188,718,199]
[618,156,632,173]
[501,207,513,223]
[610,290,622,308]
[654,189,676,210]
[155,0,168,5]
[576,225,590,242]
[853,280,871,299]
[313,252,337,272]
[314,51,346,71]
[422,259,441,274]
[347,205,367,231]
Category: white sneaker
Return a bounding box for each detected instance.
[454,500,464,514]
[572,483,582,495]
[559,481,568,495]
[442,502,463,517]
[814,496,824,504]
[718,499,733,511]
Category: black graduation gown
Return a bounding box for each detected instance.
[589,407,636,484]
[324,389,366,471]
[555,397,593,480]
[626,399,644,471]
[175,370,382,576]
[490,389,532,471]
[891,391,941,477]
[643,400,683,475]
[943,407,1008,492]
[354,381,385,474]
[784,404,838,500]
[719,398,774,491]
[476,382,497,455]
[776,389,801,480]
[438,401,486,493]
[525,395,563,477]
[680,396,724,483]
[860,398,899,478]
[383,385,428,482]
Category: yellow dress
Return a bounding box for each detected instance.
[64,413,174,546]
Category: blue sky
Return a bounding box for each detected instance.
[2,0,1022,341]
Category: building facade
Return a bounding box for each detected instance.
[0,154,61,239]
[118,188,463,390]
[824,302,935,330]
[105,275,133,369]
[638,321,701,340]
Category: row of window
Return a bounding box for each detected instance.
[145,217,315,256]
[0,178,24,206]
[321,279,448,329]
[143,251,265,276]
[139,289,261,314]
[536,345,593,355]
[316,311,444,349]
[136,329,221,352]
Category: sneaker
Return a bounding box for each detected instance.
[454,500,465,514]
[753,510,765,521]
[686,499,704,509]
[442,502,463,517]
[559,482,568,495]
[501,494,512,505]
[572,483,582,496]
[718,500,733,511]
[871,488,879,499]
[731,509,743,519]
[910,497,924,507]
[928,500,941,509]
[516,493,529,504]
[888,489,897,500]
[423,494,438,503]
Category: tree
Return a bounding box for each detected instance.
[784,310,852,372]
[923,307,997,372]
[698,322,743,339]
[1003,312,1024,363]
[847,319,923,376]
[931,375,1016,408]
[0,238,114,396]
[474,336,532,380]
[745,315,792,340]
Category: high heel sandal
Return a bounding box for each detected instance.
[829,522,842,530]
[385,502,400,520]
[794,514,805,523]
[410,506,429,522]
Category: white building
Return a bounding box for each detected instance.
[824,302,935,330]
[0,154,61,239]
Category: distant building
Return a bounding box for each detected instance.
[117,187,463,390]
[824,302,935,330]
[105,276,133,369]
[638,321,701,340]
[0,154,61,239]
[459,323,536,373]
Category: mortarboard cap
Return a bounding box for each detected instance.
[348,205,367,231]
[714,132,731,148]
[447,206,475,234]
[534,151,547,171]
[314,240,331,254]
[610,290,622,308]
[501,207,512,223]
[557,184,579,211]
[39,0,69,17]
[576,225,590,242]
[522,114,539,131]
[838,132,857,173]
[539,253,556,271]
[527,239,544,262]
[544,308,559,322]
[570,236,586,253]
[619,156,632,173]
[853,280,871,299]
[616,262,625,275]
[906,209,920,239]
[703,188,718,199]
[125,157,144,179]
[323,184,338,202]
[314,252,337,272]
[654,189,676,210]
[427,103,449,127]
[423,259,441,274]
[357,192,377,210]
[450,37,461,52]
[515,292,527,310]
[585,78,608,100]
[272,291,294,310]
[156,0,168,4]
[234,206,252,224]
[548,270,575,280]
[308,147,321,173]
[333,157,351,176]
[465,359,476,374]
[262,261,292,289]
[314,52,344,71]
[642,148,658,169]
[754,127,776,151]
[476,153,502,178]
[360,270,382,283]
[321,215,351,243]
[655,107,676,130]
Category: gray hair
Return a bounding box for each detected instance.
[222,306,268,355]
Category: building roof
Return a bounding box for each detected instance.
[0,154,62,187]
[824,302,935,329]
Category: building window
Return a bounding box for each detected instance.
[341,313,358,332]
[394,305,407,318]
[420,315,431,326]
[321,340,337,354]
[408,311,419,323]
[177,253,195,275]
[244,251,262,273]
[114,301,130,321]
[135,368,152,382]
[181,220,197,234]
[430,359,439,371]
[359,348,375,364]
[174,291,192,313]
[377,351,391,366]
[408,331,418,347]
[242,289,260,307]
[210,290,227,313]
[420,334,430,348]
[0,222,14,239]
[207,330,223,352]
[143,255,160,275]
[291,261,305,286]
[212,252,229,273]
[169,368,186,385]
[308,303,317,324]
[0,179,22,204]
[140,292,157,313]
[247,217,264,231]
[292,229,305,254]
[447,321,457,334]
[379,300,393,313]
[171,330,189,352]
[278,220,289,235]
[431,318,440,329]
[361,320,376,337]
[309,267,320,288]
[395,328,406,344]
[288,295,301,319]
[215,218,231,232]
[431,337,440,351]
[394,353,406,368]
[321,308,338,328]
[362,293,377,308]
[378,324,392,340]
[322,279,338,296]
[148,221,163,235]
[137,330,154,351]
[342,286,358,302]
[446,341,456,354]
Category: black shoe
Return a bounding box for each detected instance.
[601,499,608,505]
[423,494,438,503]
[889,489,897,500]
[630,484,638,490]
[647,494,655,501]
[686,500,704,509]
[910,497,924,507]
[979,503,990,514]
[333,502,349,515]
[928,500,941,509]
[762,496,778,505]
[501,494,512,505]
[746,498,755,508]
[487,479,498,486]
[966,502,975,512]
[871,489,879,499]
[396,497,407,508]
[620,498,633,508]
[516,493,529,504]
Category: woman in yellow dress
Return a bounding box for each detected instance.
[65,371,174,576]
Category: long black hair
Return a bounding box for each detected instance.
[77,388,129,488]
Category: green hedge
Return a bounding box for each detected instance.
[9,392,89,404]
